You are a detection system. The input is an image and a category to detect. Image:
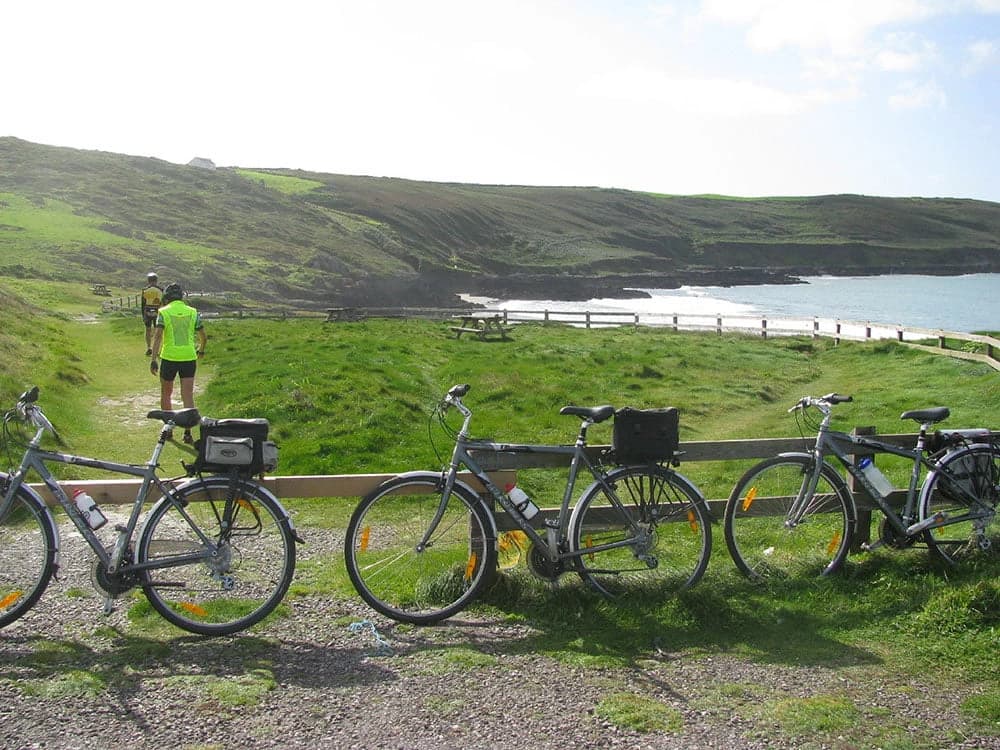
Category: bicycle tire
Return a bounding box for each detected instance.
[136,476,297,636]
[0,482,57,628]
[344,473,497,624]
[724,454,856,581]
[569,465,711,597]
[920,442,999,566]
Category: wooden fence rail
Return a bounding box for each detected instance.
[28,429,958,512]
[29,427,999,548]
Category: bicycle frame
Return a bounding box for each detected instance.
[2,420,218,577]
[431,398,650,563]
[796,408,990,539]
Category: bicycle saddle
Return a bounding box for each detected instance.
[559,405,615,423]
[900,406,950,424]
[147,408,202,429]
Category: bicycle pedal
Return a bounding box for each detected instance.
[102,597,116,616]
[860,540,883,552]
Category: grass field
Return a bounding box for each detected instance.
[0,283,997,746]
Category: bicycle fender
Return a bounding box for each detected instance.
[374,470,499,539]
[0,474,61,563]
[152,475,303,542]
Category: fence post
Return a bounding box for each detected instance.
[672,314,678,332]
[896,325,904,342]
[544,309,550,325]
[716,315,722,335]
[938,332,946,349]
[813,317,819,339]
[835,319,841,345]
[865,322,872,340]
[849,426,876,551]
[761,317,767,339]
[585,312,591,329]
[633,313,639,329]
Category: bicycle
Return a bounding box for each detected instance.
[344,383,712,624]
[723,393,999,581]
[0,386,301,636]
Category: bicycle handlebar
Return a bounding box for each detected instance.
[11,385,59,441]
[789,393,853,413]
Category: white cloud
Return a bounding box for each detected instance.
[888,79,948,109]
[962,38,999,74]
[874,32,938,72]
[695,0,938,56]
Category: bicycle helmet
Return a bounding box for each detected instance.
[162,283,184,302]
[147,272,157,281]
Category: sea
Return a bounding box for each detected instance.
[476,273,999,336]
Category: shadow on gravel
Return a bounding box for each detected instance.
[0,629,399,696]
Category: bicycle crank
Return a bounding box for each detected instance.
[526,542,565,581]
[91,545,140,599]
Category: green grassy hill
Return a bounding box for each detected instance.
[2,136,999,308]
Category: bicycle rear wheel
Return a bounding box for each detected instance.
[344,473,497,624]
[137,477,297,636]
[725,455,855,581]
[0,484,57,628]
[569,465,711,597]
[920,443,999,566]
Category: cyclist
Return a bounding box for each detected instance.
[149,282,207,443]
[141,272,163,355]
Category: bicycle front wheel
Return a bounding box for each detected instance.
[569,465,711,597]
[0,485,57,628]
[137,477,297,636]
[920,443,999,566]
[725,455,855,581]
[345,473,497,624]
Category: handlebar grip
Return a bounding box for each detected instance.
[825,393,853,404]
[447,384,470,399]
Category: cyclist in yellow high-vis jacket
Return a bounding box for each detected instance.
[141,272,163,355]
[150,282,207,443]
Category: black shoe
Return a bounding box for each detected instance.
[183,430,194,444]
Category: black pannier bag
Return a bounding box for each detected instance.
[612,407,680,464]
[187,417,279,476]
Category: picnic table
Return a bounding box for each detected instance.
[325,307,361,322]
[90,283,112,296]
[449,314,510,340]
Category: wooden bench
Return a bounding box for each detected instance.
[325,307,360,322]
[449,314,509,340]
[90,283,111,296]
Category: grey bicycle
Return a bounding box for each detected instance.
[0,386,300,636]
[724,393,999,581]
[345,383,712,624]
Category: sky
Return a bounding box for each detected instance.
[3,0,1000,201]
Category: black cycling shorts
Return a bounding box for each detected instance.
[160,359,197,381]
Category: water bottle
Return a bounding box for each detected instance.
[504,483,539,520]
[72,489,108,530]
[858,457,894,499]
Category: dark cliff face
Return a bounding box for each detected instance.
[330,268,804,307]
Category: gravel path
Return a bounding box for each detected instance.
[0,522,996,750]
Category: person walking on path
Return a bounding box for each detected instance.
[149,282,207,443]
[141,272,164,356]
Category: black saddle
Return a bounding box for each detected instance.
[900,407,950,425]
[147,408,201,429]
[559,405,615,423]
